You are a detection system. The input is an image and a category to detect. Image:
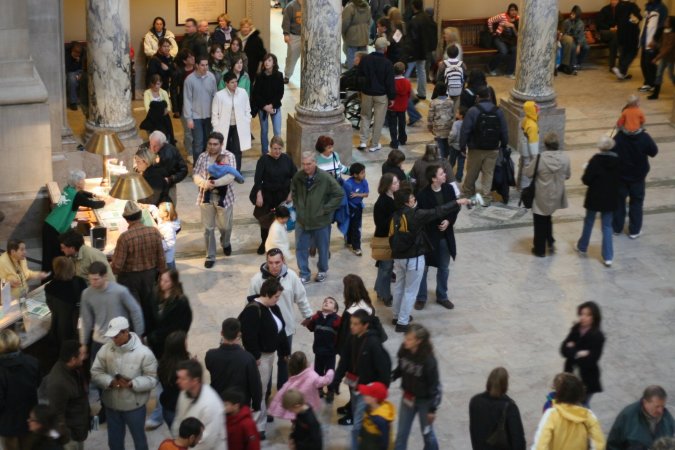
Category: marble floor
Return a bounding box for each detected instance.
[64,8,675,450]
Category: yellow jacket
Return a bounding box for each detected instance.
[521,101,539,144]
[0,252,40,300]
[532,403,606,450]
[360,400,396,450]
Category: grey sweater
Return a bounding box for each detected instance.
[183,71,217,120]
[79,281,145,345]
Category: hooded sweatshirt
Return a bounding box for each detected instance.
[360,400,396,450]
[226,405,261,450]
[342,0,371,47]
[267,367,334,419]
[531,403,606,450]
[521,101,540,155]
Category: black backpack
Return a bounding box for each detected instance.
[472,103,502,150]
[388,212,416,255]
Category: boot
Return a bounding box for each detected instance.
[648,85,661,100]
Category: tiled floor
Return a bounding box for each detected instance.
[70,7,675,450]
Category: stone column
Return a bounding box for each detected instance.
[85,0,138,143]
[501,0,566,154]
[286,0,352,166]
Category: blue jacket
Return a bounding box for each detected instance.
[358,52,396,99]
[607,400,675,450]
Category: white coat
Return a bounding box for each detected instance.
[211,86,252,151]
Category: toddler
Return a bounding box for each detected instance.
[282,389,323,450]
[156,202,181,270]
[343,163,369,256]
[203,153,245,207]
[222,388,260,450]
[387,62,411,150]
[307,297,341,403]
[448,106,467,182]
[264,205,292,261]
[428,81,455,160]
[358,382,395,450]
[616,94,645,134]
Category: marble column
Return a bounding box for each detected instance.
[286,0,352,166]
[0,0,53,242]
[85,0,138,143]
[501,0,566,154]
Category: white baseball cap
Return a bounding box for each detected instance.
[104,317,130,337]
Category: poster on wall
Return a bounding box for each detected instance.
[176,0,226,25]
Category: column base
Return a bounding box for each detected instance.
[501,95,566,155]
[84,119,141,144]
[286,106,353,167]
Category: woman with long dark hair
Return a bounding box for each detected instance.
[392,324,442,450]
[223,37,249,73]
[469,367,526,450]
[147,269,192,359]
[157,330,190,427]
[560,301,605,405]
[372,173,400,306]
[143,17,178,59]
[251,53,284,155]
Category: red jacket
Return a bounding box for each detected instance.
[226,405,260,450]
[389,77,411,112]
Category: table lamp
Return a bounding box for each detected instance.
[108,172,153,201]
[84,131,124,186]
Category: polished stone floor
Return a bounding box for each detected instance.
[65,9,675,450]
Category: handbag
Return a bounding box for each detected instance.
[370,236,392,261]
[485,401,512,449]
[519,154,540,209]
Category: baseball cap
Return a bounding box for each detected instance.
[104,317,130,337]
[358,382,388,402]
[374,37,389,50]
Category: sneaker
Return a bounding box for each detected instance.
[414,301,425,310]
[337,405,350,415]
[357,143,367,151]
[638,85,653,92]
[604,260,613,267]
[338,416,354,426]
[612,67,624,79]
[391,316,412,326]
[368,144,382,152]
[315,272,327,282]
[395,323,410,333]
[624,74,633,80]
[382,297,393,307]
[574,244,587,255]
[300,276,310,285]
[145,419,162,431]
[629,232,642,239]
[351,248,363,256]
[437,299,455,310]
[488,70,498,76]
[613,231,622,236]
[257,243,266,255]
[223,245,232,256]
[204,260,215,269]
[531,248,546,258]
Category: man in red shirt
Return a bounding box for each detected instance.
[158,417,203,450]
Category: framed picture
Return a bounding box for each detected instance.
[176,0,226,26]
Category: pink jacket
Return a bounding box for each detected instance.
[267,367,334,420]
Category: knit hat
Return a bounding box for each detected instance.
[122,201,142,219]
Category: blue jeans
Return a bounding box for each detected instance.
[613,179,645,235]
[191,118,212,162]
[346,46,367,69]
[374,259,394,300]
[393,397,439,450]
[435,137,450,159]
[393,256,425,325]
[407,98,422,124]
[106,406,148,450]
[259,109,282,155]
[350,389,366,450]
[405,60,427,98]
[489,37,517,75]
[66,70,82,105]
[416,239,450,303]
[655,59,675,86]
[295,224,331,279]
[578,210,614,262]
[387,110,407,147]
[147,384,163,424]
[449,146,466,182]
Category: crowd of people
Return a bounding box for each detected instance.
[4,0,670,449]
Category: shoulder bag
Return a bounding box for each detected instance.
[485,400,512,449]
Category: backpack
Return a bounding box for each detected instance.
[444,61,464,97]
[472,103,502,150]
[388,211,416,255]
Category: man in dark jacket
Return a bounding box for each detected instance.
[148,130,188,206]
[607,385,675,450]
[404,0,437,99]
[205,318,262,412]
[611,130,658,238]
[46,340,90,448]
[180,18,208,58]
[331,310,392,447]
[613,0,643,80]
[390,188,468,332]
[597,0,621,70]
[460,86,509,205]
[357,37,396,152]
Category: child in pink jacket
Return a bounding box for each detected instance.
[268,351,334,420]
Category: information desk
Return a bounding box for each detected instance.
[0,284,52,349]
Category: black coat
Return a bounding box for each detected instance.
[390,201,461,260]
[416,184,459,265]
[252,153,297,209]
[238,296,290,360]
[45,361,89,442]
[373,194,396,238]
[251,70,284,112]
[205,344,263,410]
[0,351,41,436]
[614,130,659,183]
[139,164,170,206]
[291,407,323,450]
[147,294,193,358]
[405,11,438,60]
[333,329,391,390]
[156,143,188,186]
[381,162,406,185]
[45,277,87,349]
[146,54,175,90]
[243,30,267,83]
[582,152,621,212]
[140,100,175,144]
[469,392,526,450]
[560,324,605,394]
[392,348,441,410]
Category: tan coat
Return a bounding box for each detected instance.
[525,150,571,216]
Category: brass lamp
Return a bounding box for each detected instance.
[108,172,153,201]
[84,131,124,186]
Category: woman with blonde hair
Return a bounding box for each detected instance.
[134,147,169,205]
[210,13,236,48]
[239,18,267,83]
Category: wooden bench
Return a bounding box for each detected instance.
[441,12,607,61]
